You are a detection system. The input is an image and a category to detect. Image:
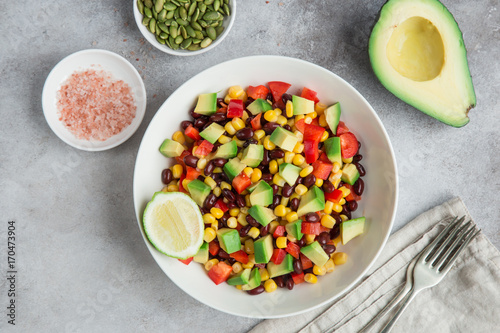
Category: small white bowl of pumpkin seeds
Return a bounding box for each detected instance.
[134,0,235,56]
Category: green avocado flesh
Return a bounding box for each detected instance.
[369,0,476,127]
[249,181,273,206]
[216,228,240,254]
[254,234,274,263]
[248,205,276,227]
[159,139,185,157]
[341,217,366,245]
[267,254,294,278]
[194,93,217,116]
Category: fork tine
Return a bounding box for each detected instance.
[419,216,462,262]
[433,221,473,269]
[427,219,470,265]
[439,227,480,274]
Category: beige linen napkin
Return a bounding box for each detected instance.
[249,197,500,333]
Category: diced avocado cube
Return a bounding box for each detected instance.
[248,205,276,227]
[292,95,314,115]
[246,98,273,115]
[223,157,247,181]
[246,182,260,193]
[241,144,264,167]
[249,181,273,206]
[341,217,366,245]
[241,267,261,290]
[324,102,341,134]
[269,127,299,152]
[285,219,303,240]
[200,123,225,144]
[214,140,237,159]
[159,139,185,157]
[267,254,294,278]
[227,268,251,286]
[194,92,217,116]
[216,228,241,254]
[324,137,343,167]
[300,241,329,267]
[341,164,360,185]
[278,163,301,186]
[186,179,211,207]
[253,234,274,264]
[193,242,209,264]
[297,186,325,217]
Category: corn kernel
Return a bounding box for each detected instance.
[233,137,245,148]
[315,178,324,187]
[342,157,353,164]
[243,239,255,255]
[245,194,251,207]
[292,154,305,166]
[305,234,316,244]
[295,114,305,123]
[213,167,222,173]
[339,186,351,198]
[182,178,191,190]
[242,262,254,269]
[211,221,219,231]
[259,268,270,282]
[241,110,249,121]
[269,221,280,234]
[274,108,282,116]
[227,217,238,229]
[204,176,217,189]
[313,265,326,276]
[280,196,289,207]
[161,186,169,192]
[332,203,343,213]
[286,212,299,223]
[300,165,314,177]
[204,227,217,243]
[277,158,284,165]
[293,130,304,142]
[235,285,242,290]
[306,111,318,119]
[224,94,231,104]
[318,114,328,127]
[253,129,265,140]
[293,142,304,154]
[280,219,288,226]
[304,116,312,124]
[339,198,346,205]
[281,151,294,164]
[263,136,276,150]
[325,259,335,273]
[224,122,237,135]
[248,227,260,239]
[332,176,342,189]
[276,236,287,248]
[172,130,185,144]
[304,273,318,284]
[264,279,277,293]
[218,135,231,144]
[333,235,341,246]
[287,233,297,243]
[273,173,286,187]
[221,181,232,191]
[321,214,336,229]
[333,252,348,265]
[166,184,179,192]
[286,100,294,118]
[274,205,287,217]
[203,213,216,224]
[205,258,219,271]
[264,109,278,122]
[228,85,244,98]
[276,115,287,126]
[248,254,256,264]
[332,162,341,173]
[229,208,240,217]
[213,186,222,197]
[251,168,262,183]
[232,262,243,274]
[295,184,308,196]
[323,201,334,215]
[231,117,245,131]
[320,131,329,142]
[315,102,327,114]
[340,214,349,222]
[210,207,224,219]
[196,158,207,170]
[171,164,183,179]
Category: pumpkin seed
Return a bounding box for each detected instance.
[192,38,201,44]
[137,0,145,15]
[166,10,175,19]
[204,0,214,5]
[191,21,202,31]
[223,3,230,16]
[155,0,165,13]
[198,3,206,12]
[158,9,167,21]
[180,7,188,20]
[181,38,193,49]
[200,37,212,48]
[194,30,204,39]
[176,18,189,26]
[144,7,153,18]
[152,6,158,19]
[203,10,219,21]
[149,18,157,33]
[156,22,162,35]
[199,20,208,28]
[188,2,197,16]
[145,0,153,8]
[165,18,174,26]
[206,26,216,40]
[142,17,151,26]
[213,0,220,11]
[160,32,169,39]
[188,44,201,51]
[164,2,177,10]
[174,35,184,44]
[156,35,166,44]
[158,22,169,32]
[170,24,178,38]
[215,26,224,36]
[180,26,188,38]
[171,0,181,6]
[192,8,200,21]
[185,25,196,37]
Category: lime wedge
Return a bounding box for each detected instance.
[143,192,204,259]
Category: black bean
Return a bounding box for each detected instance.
[341,207,351,220]
[266,92,274,102]
[222,188,235,202]
[305,212,320,222]
[227,201,237,210]
[282,183,294,197]
[239,225,251,237]
[323,244,336,255]
[290,198,299,211]
[304,267,314,275]
[183,155,199,168]
[283,124,292,131]
[197,175,205,182]
[218,221,224,229]
[263,122,279,134]
[357,141,362,150]
[322,180,334,193]
[293,259,303,274]
[269,149,285,159]
[281,93,292,104]
[203,193,217,210]
[286,277,294,290]
[261,149,270,166]
[246,214,260,227]
[317,232,330,246]
[354,162,366,177]
[261,173,273,183]
[295,176,304,185]
[161,169,173,184]
[235,195,246,208]
[270,195,281,209]
[243,138,258,148]
[331,214,342,225]
[200,208,209,215]
[330,223,341,240]
[228,258,236,265]
[271,184,279,195]
[210,113,226,123]
[193,116,209,129]
[236,127,254,140]
[274,276,285,288]
[303,174,316,188]
[217,97,224,106]
[260,224,270,236]
[189,108,202,119]
[353,154,363,163]
[218,250,230,259]
[212,158,227,167]
[347,200,358,212]
[353,178,364,196]
[181,120,193,130]
[297,238,306,247]
[220,213,229,224]
[247,286,265,295]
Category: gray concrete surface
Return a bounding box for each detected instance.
[0,0,498,332]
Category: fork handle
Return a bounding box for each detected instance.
[379,287,420,333]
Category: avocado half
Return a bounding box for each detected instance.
[369,0,476,127]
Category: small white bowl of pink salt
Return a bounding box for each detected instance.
[42,49,147,151]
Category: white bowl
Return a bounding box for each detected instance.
[133,55,398,318]
[42,49,147,151]
[133,0,236,56]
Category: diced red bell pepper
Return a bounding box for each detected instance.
[301,222,322,235]
[268,81,291,103]
[300,253,313,270]
[325,189,343,203]
[319,225,330,234]
[178,173,187,193]
[339,132,359,159]
[247,85,269,100]
[291,271,305,285]
[194,140,214,157]
[312,160,333,180]
[175,150,190,169]
[214,199,228,212]
[216,106,227,114]
[209,241,220,256]
[184,125,201,140]
[304,140,320,164]
[232,172,252,194]
[271,248,287,265]
[185,166,201,180]
[295,118,306,133]
[318,151,331,163]
[304,124,325,142]
[178,257,193,265]
[336,121,350,136]
[344,183,362,201]
[235,223,243,231]
[230,250,249,264]
[250,113,262,130]
[227,99,244,118]
[207,262,233,285]
[273,225,286,238]
[286,241,301,259]
[300,87,320,104]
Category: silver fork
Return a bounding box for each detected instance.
[379,216,480,333]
